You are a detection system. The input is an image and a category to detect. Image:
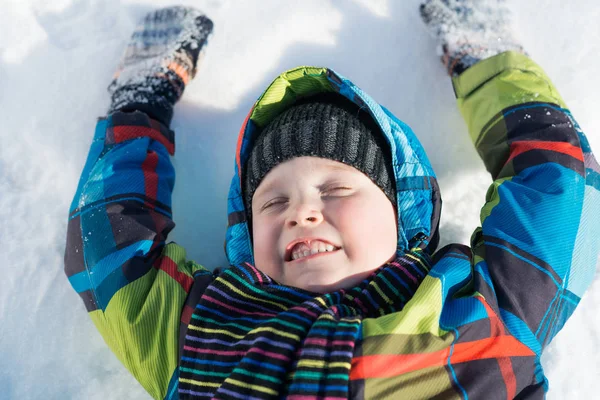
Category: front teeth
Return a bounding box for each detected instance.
[291,243,336,261]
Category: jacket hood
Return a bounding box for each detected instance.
[225,66,441,267]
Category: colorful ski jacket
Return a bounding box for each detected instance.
[65,52,600,399]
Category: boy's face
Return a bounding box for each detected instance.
[251,156,398,293]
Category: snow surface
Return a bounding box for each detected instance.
[1,0,598,398]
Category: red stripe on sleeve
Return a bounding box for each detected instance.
[113,125,175,155]
[450,336,534,365]
[350,335,533,380]
[507,140,584,164]
[154,256,194,293]
[141,150,159,202]
[350,349,448,380]
[477,297,517,399]
[181,305,194,325]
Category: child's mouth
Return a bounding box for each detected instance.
[287,248,341,263]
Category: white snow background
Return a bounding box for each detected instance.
[1,0,599,398]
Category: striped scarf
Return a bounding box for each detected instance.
[178,248,431,399]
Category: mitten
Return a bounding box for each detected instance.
[108,6,213,125]
[419,0,525,76]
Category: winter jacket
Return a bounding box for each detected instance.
[64,51,600,399]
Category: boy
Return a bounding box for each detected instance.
[64,2,599,399]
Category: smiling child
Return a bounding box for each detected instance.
[65,2,599,399]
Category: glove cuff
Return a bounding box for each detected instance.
[444,43,527,77]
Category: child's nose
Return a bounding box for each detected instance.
[286,203,323,227]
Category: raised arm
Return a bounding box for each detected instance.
[421,0,600,352]
[63,8,214,399]
[456,51,598,350]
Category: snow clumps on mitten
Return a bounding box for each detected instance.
[108,6,213,125]
[420,0,525,76]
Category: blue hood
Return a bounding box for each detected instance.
[224,66,441,267]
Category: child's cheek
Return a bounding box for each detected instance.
[331,196,367,227]
[251,217,279,270]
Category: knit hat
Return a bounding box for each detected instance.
[243,93,396,219]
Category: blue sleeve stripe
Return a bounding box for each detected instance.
[69,240,153,293]
[69,120,110,212]
[69,195,172,220]
[502,102,565,118]
[499,308,541,355]
[534,288,562,336]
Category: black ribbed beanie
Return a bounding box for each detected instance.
[244,93,396,219]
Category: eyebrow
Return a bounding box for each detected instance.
[326,163,354,172]
[253,179,278,200]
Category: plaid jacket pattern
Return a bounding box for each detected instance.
[65,52,599,399]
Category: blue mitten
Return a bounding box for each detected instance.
[108,6,213,125]
[419,0,525,76]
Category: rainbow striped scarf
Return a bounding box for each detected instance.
[178,248,431,399]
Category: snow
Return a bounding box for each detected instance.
[420,0,526,63]
[0,0,598,398]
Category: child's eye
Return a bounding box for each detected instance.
[261,198,287,210]
[260,187,351,211]
[322,186,351,196]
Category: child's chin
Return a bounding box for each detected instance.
[285,276,340,294]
